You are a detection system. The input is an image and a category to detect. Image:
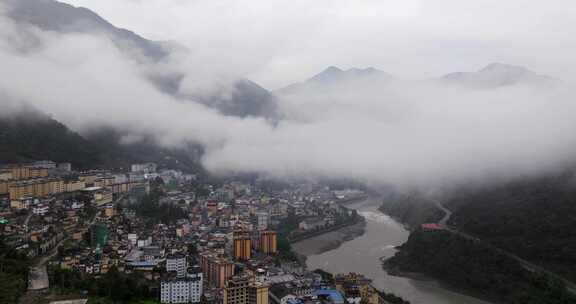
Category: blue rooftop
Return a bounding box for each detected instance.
[313,289,345,304]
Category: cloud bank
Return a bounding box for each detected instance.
[2,2,576,189]
[61,0,576,89]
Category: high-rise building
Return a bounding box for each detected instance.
[233,230,251,261]
[161,267,203,304]
[166,253,188,278]
[223,274,269,304]
[258,230,277,255]
[199,252,235,288]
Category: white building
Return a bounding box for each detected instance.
[32,203,49,216]
[127,233,138,245]
[137,236,152,248]
[32,160,57,169]
[255,211,269,231]
[166,253,188,278]
[160,270,203,304]
[131,163,157,174]
[57,163,72,171]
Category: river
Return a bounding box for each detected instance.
[292,196,493,304]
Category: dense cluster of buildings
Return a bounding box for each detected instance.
[1,159,386,304]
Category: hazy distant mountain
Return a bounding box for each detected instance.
[4,0,277,119]
[442,63,558,88]
[5,0,168,59]
[0,106,204,173]
[277,66,393,95]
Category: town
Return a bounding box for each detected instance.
[0,161,400,304]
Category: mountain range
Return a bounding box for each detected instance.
[0,0,560,173]
[4,0,278,119]
[277,63,557,96]
[442,62,558,88]
[276,66,393,95]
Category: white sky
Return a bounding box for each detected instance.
[60,0,576,89]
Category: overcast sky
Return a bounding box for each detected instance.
[60,0,576,89]
[2,0,576,189]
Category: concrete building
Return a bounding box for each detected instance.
[8,178,64,200]
[334,273,379,304]
[64,180,85,192]
[0,169,12,181]
[166,253,188,278]
[57,163,72,171]
[223,274,269,304]
[160,268,203,304]
[255,211,269,231]
[32,203,50,216]
[259,230,277,255]
[131,163,157,174]
[233,230,252,261]
[199,252,234,288]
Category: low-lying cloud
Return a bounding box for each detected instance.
[1,6,576,189]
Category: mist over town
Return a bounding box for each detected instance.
[1,1,576,304]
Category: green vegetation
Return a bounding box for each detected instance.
[132,189,188,225]
[50,266,156,304]
[0,108,204,173]
[0,108,101,169]
[446,174,576,283]
[379,193,443,228]
[386,229,576,304]
[0,240,30,303]
[275,212,301,262]
[378,291,411,304]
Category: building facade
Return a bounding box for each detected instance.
[160,270,203,304]
[166,253,188,278]
[233,231,252,261]
[223,275,269,304]
[259,230,277,255]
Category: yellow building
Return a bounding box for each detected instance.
[29,167,48,179]
[79,173,98,185]
[0,180,12,194]
[64,180,86,192]
[249,282,269,304]
[223,275,268,304]
[0,170,12,181]
[94,176,115,188]
[9,166,30,180]
[5,165,48,180]
[233,230,252,261]
[7,177,64,200]
[51,179,65,194]
[335,273,380,304]
[95,190,113,206]
[259,230,277,254]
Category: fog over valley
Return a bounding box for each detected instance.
[2,0,576,188]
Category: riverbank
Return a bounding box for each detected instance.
[297,196,494,304]
[384,228,576,304]
[291,217,366,256]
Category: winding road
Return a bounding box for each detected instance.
[433,201,576,295]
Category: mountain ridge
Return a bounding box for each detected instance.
[442,62,558,88]
[4,0,278,119]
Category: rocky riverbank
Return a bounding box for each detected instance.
[291,217,366,256]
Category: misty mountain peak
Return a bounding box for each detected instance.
[276,66,393,95]
[309,66,390,84]
[324,66,344,73]
[443,63,556,88]
[479,63,531,75]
